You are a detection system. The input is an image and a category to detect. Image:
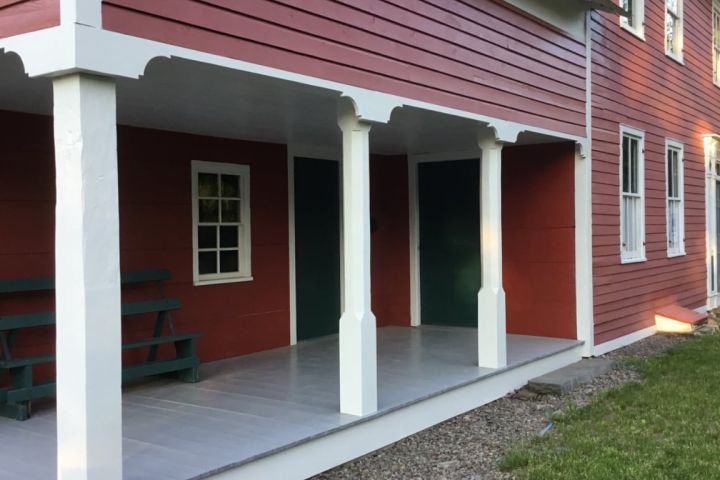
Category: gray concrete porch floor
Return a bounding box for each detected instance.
[0,326,581,480]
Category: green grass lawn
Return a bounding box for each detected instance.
[500,334,720,480]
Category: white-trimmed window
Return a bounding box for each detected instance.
[620,0,645,39]
[713,1,720,85]
[620,126,646,263]
[666,140,685,256]
[191,160,251,285]
[665,0,683,62]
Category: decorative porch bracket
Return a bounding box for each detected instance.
[54,73,123,480]
[477,129,512,369]
[337,98,378,416]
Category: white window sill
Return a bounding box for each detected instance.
[714,80,720,89]
[667,250,686,258]
[666,52,684,65]
[620,23,645,41]
[194,276,254,286]
[621,256,647,264]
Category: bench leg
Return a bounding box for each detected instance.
[174,338,200,383]
[0,366,33,420]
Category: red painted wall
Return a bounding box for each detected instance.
[0,0,59,39]
[371,154,411,327]
[101,0,586,137]
[0,109,411,383]
[502,142,577,340]
[591,3,714,345]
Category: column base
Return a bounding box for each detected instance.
[477,287,507,369]
[339,311,378,416]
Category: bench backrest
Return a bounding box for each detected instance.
[0,269,172,294]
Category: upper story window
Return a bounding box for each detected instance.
[620,0,645,39]
[665,0,683,62]
[714,1,720,85]
[191,160,252,285]
[620,125,646,263]
[666,140,685,257]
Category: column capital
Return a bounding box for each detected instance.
[337,97,374,133]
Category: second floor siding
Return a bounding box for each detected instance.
[591,0,716,344]
[102,0,587,136]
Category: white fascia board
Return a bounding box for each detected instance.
[2,24,587,143]
[592,325,656,356]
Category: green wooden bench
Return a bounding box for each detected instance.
[0,269,203,420]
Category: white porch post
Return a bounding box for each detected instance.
[337,100,377,416]
[477,135,507,369]
[54,73,122,480]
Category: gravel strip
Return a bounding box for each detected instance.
[314,333,688,480]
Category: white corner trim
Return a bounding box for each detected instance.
[592,325,656,357]
[61,0,102,28]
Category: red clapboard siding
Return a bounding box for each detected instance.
[0,0,59,39]
[0,109,411,382]
[502,142,577,340]
[590,1,717,346]
[101,0,586,137]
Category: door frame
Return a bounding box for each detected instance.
[408,149,482,327]
[288,144,343,345]
[704,135,720,309]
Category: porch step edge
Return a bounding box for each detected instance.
[526,358,614,395]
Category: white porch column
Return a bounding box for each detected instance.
[54,73,122,480]
[477,135,507,369]
[337,101,377,416]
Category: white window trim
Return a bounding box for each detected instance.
[619,0,646,40]
[191,160,252,286]
[620,125,646,264]
[665,0,684,64]
[665,139,685,257]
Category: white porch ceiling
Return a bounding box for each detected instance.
[0,52,566,155]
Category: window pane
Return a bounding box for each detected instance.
[198,173,218,197]
[667,149,674,197]
[199,199,219,223]
[222,200,241,223]
[220,250,239,273]
[221,174,241,198]
[630,138,638,194]
[198,251,217,275]
[198,226,217,249]
[622,136,630,193]
[220,226,239,248]
[672,152,679,198]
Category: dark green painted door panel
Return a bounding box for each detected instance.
[418,159,480,327]
[295,157,341,341]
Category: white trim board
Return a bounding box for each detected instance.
[592,325,656,357]
[207,343,584,480]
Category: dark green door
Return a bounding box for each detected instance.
[295,157,341,340]
[418,159,480,327]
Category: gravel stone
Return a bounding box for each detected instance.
[313,333,687,480]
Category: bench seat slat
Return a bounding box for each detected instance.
[0,269,173,295]
[122,357,198,382]
[0,355,55,369]
[0,299,181,331]
[123,333,201,350]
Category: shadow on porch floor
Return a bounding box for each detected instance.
[0,326,580,480]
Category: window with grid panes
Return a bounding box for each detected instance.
[620,0,644,38]
[665,0,683,59]
[620,127,645,262]
[191,161,251,284]
[666,142,684,256]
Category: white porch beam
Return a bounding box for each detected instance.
[54,73,122,480]
[337,100,378,416]
[61,0,102,28]
[477,134,507,369]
